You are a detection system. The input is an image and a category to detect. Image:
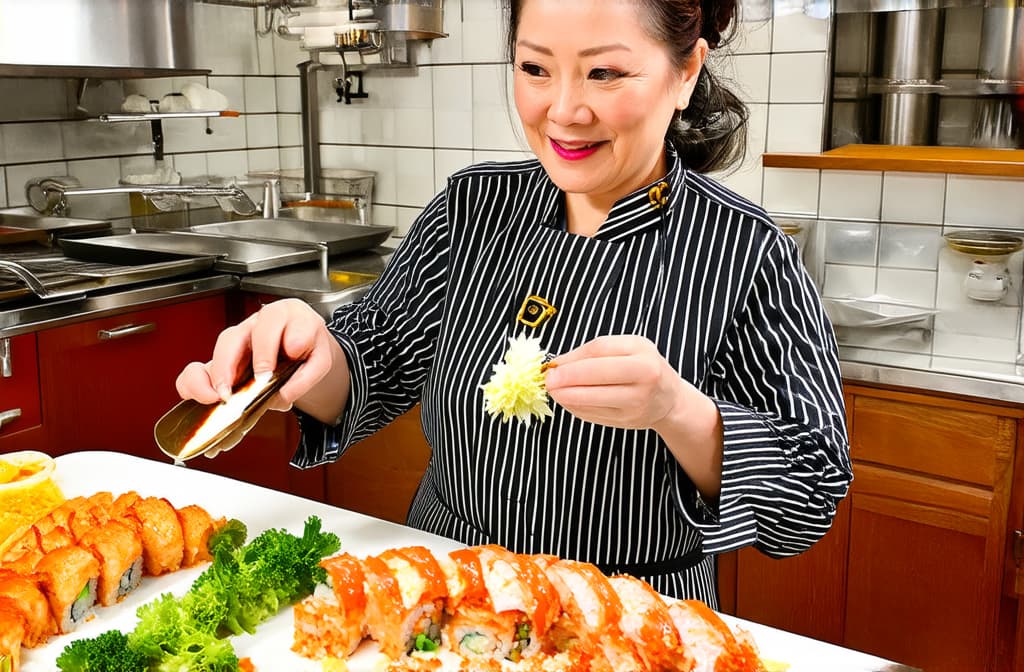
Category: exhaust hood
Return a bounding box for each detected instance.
[0,0,209,78]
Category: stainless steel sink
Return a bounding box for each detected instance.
[0,211,111,237]
[277,206,362,223]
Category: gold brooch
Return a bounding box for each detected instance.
[648,181,669,209]
[517,294,557,328]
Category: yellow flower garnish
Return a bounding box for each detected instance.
[482,335,554,426]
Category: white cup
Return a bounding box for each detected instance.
[963,259,1010,301]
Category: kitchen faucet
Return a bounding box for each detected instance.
[25,177,260,218]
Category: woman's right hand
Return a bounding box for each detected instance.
[175,298,349,420]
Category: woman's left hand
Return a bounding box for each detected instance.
[544,334,692,431]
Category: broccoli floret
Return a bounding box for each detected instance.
[56,630,150,672]
[128,593,187,660]
[153,631,238,672]
[207,519,247,555]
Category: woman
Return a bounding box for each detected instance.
[177,0,852,605]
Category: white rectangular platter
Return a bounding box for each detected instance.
[18,451,914,672]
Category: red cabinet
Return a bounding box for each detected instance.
[0,333,45,452]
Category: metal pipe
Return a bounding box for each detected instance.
[298,56,323,195]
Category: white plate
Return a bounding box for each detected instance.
[20,452,910,672]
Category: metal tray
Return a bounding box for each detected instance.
[59,232,322,274]
[0,241,216,303]
[0,212,112,240]
[189,218,394,257]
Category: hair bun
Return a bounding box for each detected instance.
[700,0,737,48]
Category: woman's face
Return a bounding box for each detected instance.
[513,0,702,206]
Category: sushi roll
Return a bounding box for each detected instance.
[293,553,368,660]
[444,545,558,663]
[665,600,764,672]
[127,496,185,576]
[541,559,644,671]
[0,570,55,647]
[175,504,223,567]
[78,519,144,607]
[34,545,101,634]
[0,596,26,672]
[369,546,448,657]
[608,575,693,672]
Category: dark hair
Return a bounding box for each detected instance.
[503,0,748,174]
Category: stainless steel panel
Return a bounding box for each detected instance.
[58,232,321,274]
[375,1,446,39]
[979,5,1024,81]
[189,218,395,257]
[0,0,206,77]
[880,92,937,144]
[881,10,944,81]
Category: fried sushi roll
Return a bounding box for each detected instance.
[0,570,55,647]
[542,559,644,671]
[78,519,144,607]
[34,545,101,634]
[293,553,368,660]
[0,596,26,672]
[127,496,185,576]
[175,504,222,567]
[609,575,694,672]
[666,600,764,672]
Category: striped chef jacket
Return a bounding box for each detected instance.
[293,146,853,605]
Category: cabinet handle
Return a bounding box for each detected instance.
[0,408,22,430]
[0,338,10,378]
[97,322,157,340]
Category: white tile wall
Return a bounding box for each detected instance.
[763,167,819,214]
[880,172,946,224]
[819,170,881,220]
[769,53,827,104]
[0,4,286,219]
[945,175,1024,230]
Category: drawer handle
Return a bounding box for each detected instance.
[97,322,157,340]
[0,408,22,430]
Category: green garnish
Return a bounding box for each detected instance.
[415,633,440,652]
[1,654,11,672]
[515,621,531,641]
[76,583,91,602]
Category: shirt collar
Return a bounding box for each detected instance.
[537,145,687,241]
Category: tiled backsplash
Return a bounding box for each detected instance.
[2,0,1023,377]
[0,4,294,221]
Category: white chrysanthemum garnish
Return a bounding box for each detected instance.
[481,335,553,425]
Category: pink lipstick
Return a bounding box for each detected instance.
[550,138,602,161]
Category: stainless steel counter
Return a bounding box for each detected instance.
[0,273,237,338]
[842,359,1024,405]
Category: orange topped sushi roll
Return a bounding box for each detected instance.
[293,553,369,660]
[666,600,764,672]
[609,575,694,672]
[541,559,644,671]
[127,497,185,576]
[34,545,100,634]
[0,570,54,647]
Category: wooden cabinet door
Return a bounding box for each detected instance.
[325,405,431,524]
[37,296,228,458]
[844,389,1016,672]
[732,496,851,646]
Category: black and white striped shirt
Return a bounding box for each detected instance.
[294,147,852,604]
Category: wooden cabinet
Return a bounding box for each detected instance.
[0,333,45,452]
[325,405,431,524]
[720,384,1024,672]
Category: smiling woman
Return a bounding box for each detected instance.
[176,0,851,609]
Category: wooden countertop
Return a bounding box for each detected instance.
[763,144,1024,177]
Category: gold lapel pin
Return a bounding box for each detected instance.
[517,294,557,328]
[648,181,669,209]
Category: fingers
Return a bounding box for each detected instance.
[549,334,650,366]
[175,361,222,405]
